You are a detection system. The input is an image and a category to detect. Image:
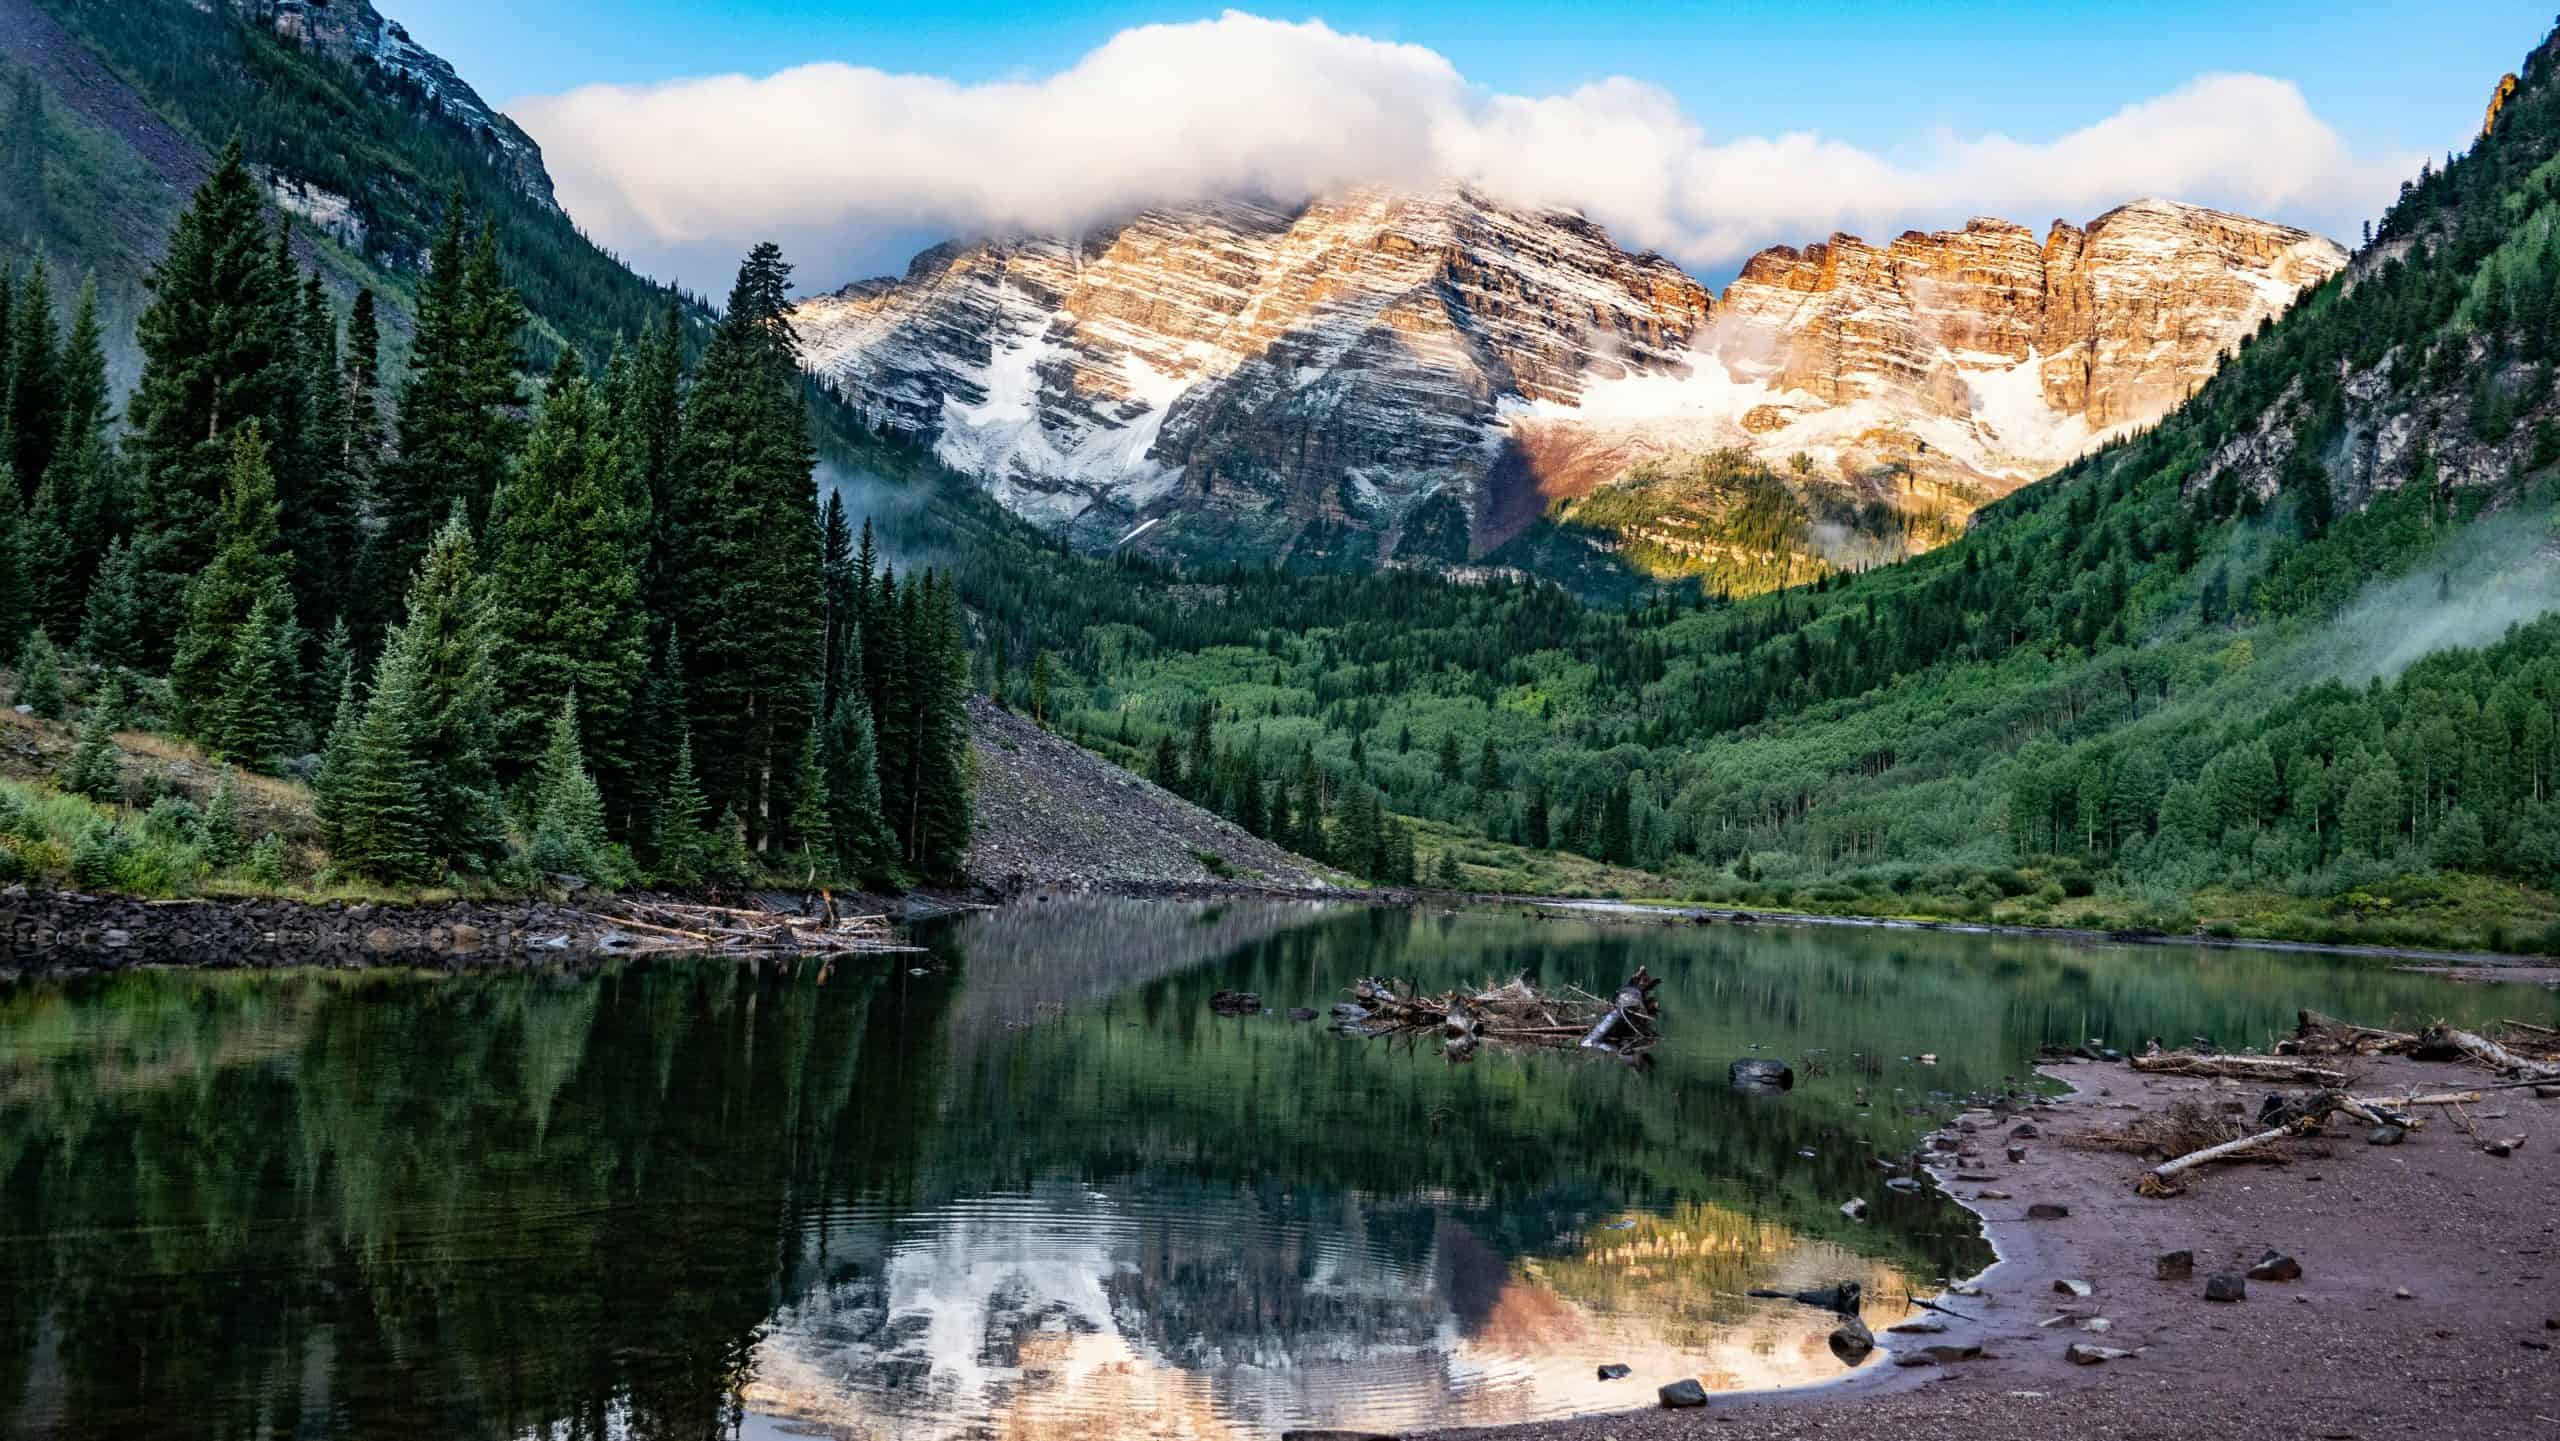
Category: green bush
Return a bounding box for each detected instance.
[67,821,132,890]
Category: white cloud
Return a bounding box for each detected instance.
[511,9,2412,295]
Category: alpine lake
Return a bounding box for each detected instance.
[4,898,2554,1439]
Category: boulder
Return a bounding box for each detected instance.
[2204,1273,2248,1303]
[2066,1343,2133,1365]
[2367,1124,2406,1146]
[2155,1249,2195,1281]
[2026,1202,2069,1220]
[1657,1378,1708,1409]
[1827,1318,1875,1364]
[2053,1279,2093,1297]
[1596,1363,1631,1381]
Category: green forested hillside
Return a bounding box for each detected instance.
[3,0,691,364]
[942,26,2560,948]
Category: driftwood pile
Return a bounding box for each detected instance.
[585,897,922,954]
[2111,1009,2558,1197]
[1342,967,1664,1058]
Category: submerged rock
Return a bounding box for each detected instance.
[1729,1057,1794,1091]
[1208,990,1261,1015]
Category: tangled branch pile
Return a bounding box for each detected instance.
[1343,967,1664,1057]
[588,898,922,954]
[2282,1011,2560,1079]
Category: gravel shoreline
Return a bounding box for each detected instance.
[1411,1054,2560,1441]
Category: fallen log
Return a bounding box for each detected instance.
[2129,1054,2348,1087]
[2285,1009,2419,1056]
[2419,1024,2560,1080]
[2138,1124,2292,1198]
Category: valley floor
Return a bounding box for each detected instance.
[1417,1053,2560,1441]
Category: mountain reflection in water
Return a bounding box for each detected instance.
[4,897,2550,1439]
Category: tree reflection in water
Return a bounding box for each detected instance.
[5,899,2541,1438]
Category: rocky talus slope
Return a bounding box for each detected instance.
[800,190,2342,574]
[963,698,1335,892]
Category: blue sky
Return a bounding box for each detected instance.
[390,2,2557,293]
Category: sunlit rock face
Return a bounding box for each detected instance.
[797,189,2341,572]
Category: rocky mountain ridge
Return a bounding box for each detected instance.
[799,189,2343,578]
[226,0,557,208]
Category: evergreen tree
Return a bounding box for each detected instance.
[21,476,73,640]
[207,593,297,772]
[1029,650,1053,725]
[649,728,712,885]
[202,767,246,869]
[393,515,508,873]
[311,615,355,740]
[671,243,822,850]
[324,624,437,884]
[76,537,146,670]
[127,143,296,649]
[7,259,61,493]
[784,719,832,879]
[54,275,109,457]
[169,424,298,742]
[527,692,611,879]
[483,355,648,812]
[820,490,857,718]
[13,627,63,718]
[819,645,898,882]
[61,680,121,803]
[0,470,30,650]
[373,202,525,624]
[281,272,359,628]
[1436,731,1463,786]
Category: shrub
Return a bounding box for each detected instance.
[68,821,132,890]
[246,833,287,890]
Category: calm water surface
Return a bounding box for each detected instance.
[3,899,2554,1439]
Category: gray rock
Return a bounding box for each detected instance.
[1596,1363,1631,1381]
[2247,1251,2302,1283]
[2367,1124,2407,1146]
[1891,1352,1939,1368]
[2010,1122,2041,1139]
[2007,1144,2029,1163]
[1657,1378,1708,1409]
[1827,1318,1875,1366]
[2066,1343,2132,1365]
[1886,1176,1921,1194]
[2204,1273,2247,1303]
[2155,1249,2195,1281]
[1839,1198,1868,1221]
[1886,1317,1947,1335]
[2053,1278,2093,1297]
[1918,1343,1983,1363]
[2026,1202,2069,1220]
[1974,1188,2013,1201]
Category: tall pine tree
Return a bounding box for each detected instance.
[168,424,299,745]
[672,243,821,850]
[484,352,649,817]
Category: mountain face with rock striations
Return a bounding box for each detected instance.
[799,189,2343,580]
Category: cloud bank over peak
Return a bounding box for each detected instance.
[512,9,2412,295]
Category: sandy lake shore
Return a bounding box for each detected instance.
[1411,1052,2559,1441]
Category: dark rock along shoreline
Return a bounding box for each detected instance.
[0,886,668,974]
